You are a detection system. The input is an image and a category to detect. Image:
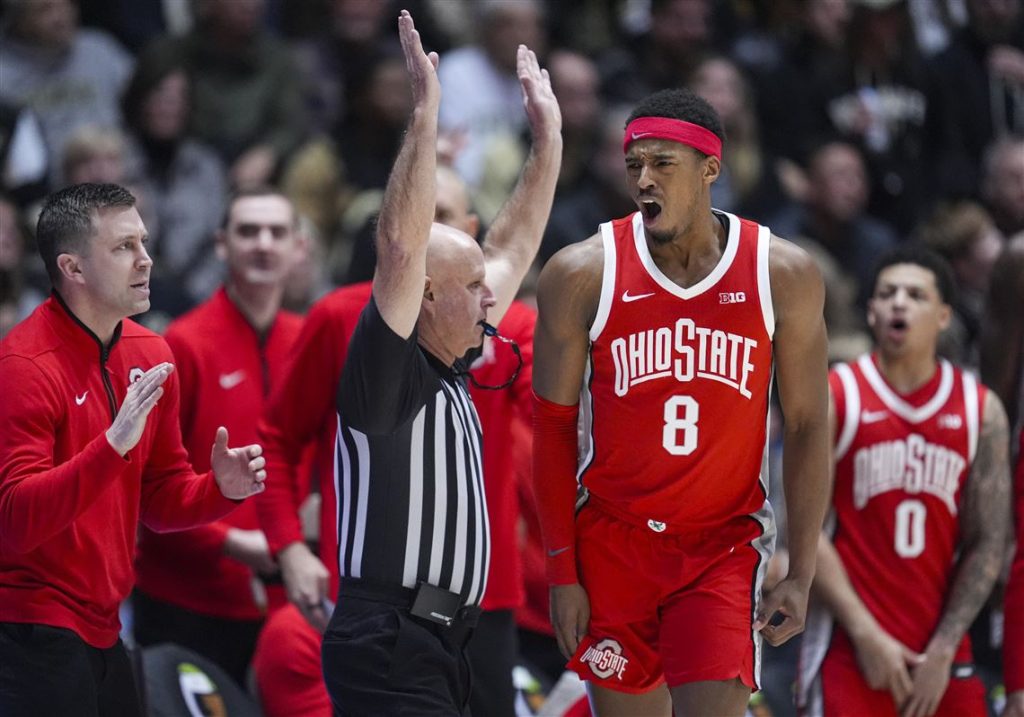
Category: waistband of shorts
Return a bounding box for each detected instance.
[584,492,744,540]
[337,577,481,629]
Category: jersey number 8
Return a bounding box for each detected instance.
[663,396,699,455]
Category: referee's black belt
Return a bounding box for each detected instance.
[338,577,481,630]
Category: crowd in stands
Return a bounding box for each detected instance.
[0,0,1021,715]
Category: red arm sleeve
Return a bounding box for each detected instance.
[1004,438,1024,692]
[139,362,237,531]
[0,356,131,553]
[256,302,346,555]
[532,391,581,585]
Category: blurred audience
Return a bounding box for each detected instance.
[438,0,546,187]
[143,0,306,188]
[928,0,1024,197]
[916,201,1004,365]
[981,134,1024,238]
[0,0,133,186]
[120,49,229,315]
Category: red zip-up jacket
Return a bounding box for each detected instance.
[0,295,239,647]
[134,288,304,620]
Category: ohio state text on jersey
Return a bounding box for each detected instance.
[579,211,775,531]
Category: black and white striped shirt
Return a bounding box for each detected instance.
[335,298,490,606]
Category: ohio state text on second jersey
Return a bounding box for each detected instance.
[579,211,775,530]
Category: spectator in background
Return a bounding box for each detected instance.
[0,102,49,208]
[916,201,1004,366]
[144,0,306,188]
[981,233,1024,434]
[291,0,397,137]
[438,0,546,187]
[688,54,788,222]
[120,49,229,317]
[0,196,45,338]
[0,0,133,187]
[824,0,931,234]
[133,188,307,686]
[928,0,1024,197]
[546,49,601,196]
[770,139,899,309]
[540,106,636,265]
[61,126,127,187]
[748,0,851,164]
[980,135,1024,238]
[598,0,714,104]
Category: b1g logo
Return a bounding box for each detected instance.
[719,291,746,304]
[128,367,145,385]
[580,638,629,680]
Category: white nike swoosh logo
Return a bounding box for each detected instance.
[622,290,656,303]
[219,371,246,390]
[631,132,652,140]
[547,546,571,558]
[75,391,88,406]
[861,410,888,424]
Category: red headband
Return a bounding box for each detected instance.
[623,117,722,161]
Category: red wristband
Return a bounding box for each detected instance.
[532,391,581,585]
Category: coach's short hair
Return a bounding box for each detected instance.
[36,183,136,286]
[869,244,957,305]
[626,88,726,149]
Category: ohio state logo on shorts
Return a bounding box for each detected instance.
[580,638,629,680]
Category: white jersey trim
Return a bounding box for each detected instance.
[756,224,775,338]
[630,209,740,301]
[857,355,953,424]
[589,221,618,342]
[964,371,980,463]
[833,363,861,462]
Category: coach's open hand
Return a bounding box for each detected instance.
[210,426,266,499]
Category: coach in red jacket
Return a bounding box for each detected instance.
[0,183,266,717]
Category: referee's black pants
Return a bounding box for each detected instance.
[322,590,475,716]
[0,622,143,717]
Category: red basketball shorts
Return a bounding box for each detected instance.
[566,498,773,694]
[821,631,986,717]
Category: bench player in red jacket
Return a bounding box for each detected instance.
[132,187,308,685]
[0,183,266,716]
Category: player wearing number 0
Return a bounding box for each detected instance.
[532,88,831,717]
[797,246,1012,717]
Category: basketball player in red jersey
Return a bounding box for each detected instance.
[532,88,831,716]
[798,246,1011,717]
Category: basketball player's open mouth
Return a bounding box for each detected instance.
[641,200,662,221]
[890,318,907,330]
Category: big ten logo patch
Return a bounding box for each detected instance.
[719,291,746,304]
[580,638,629,680]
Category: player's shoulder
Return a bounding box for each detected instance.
[767,234,821,278]
[540,234,604,287]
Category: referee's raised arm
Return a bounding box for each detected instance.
[372,9,440,340]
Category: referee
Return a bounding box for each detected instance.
[320,10,562,716]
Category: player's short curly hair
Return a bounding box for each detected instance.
[626,88,726,145]
[869,244,957,305]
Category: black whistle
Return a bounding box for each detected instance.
[480,321,498,337]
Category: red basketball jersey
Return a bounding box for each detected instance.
[580,211,775,531]
[829,355,984,659]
